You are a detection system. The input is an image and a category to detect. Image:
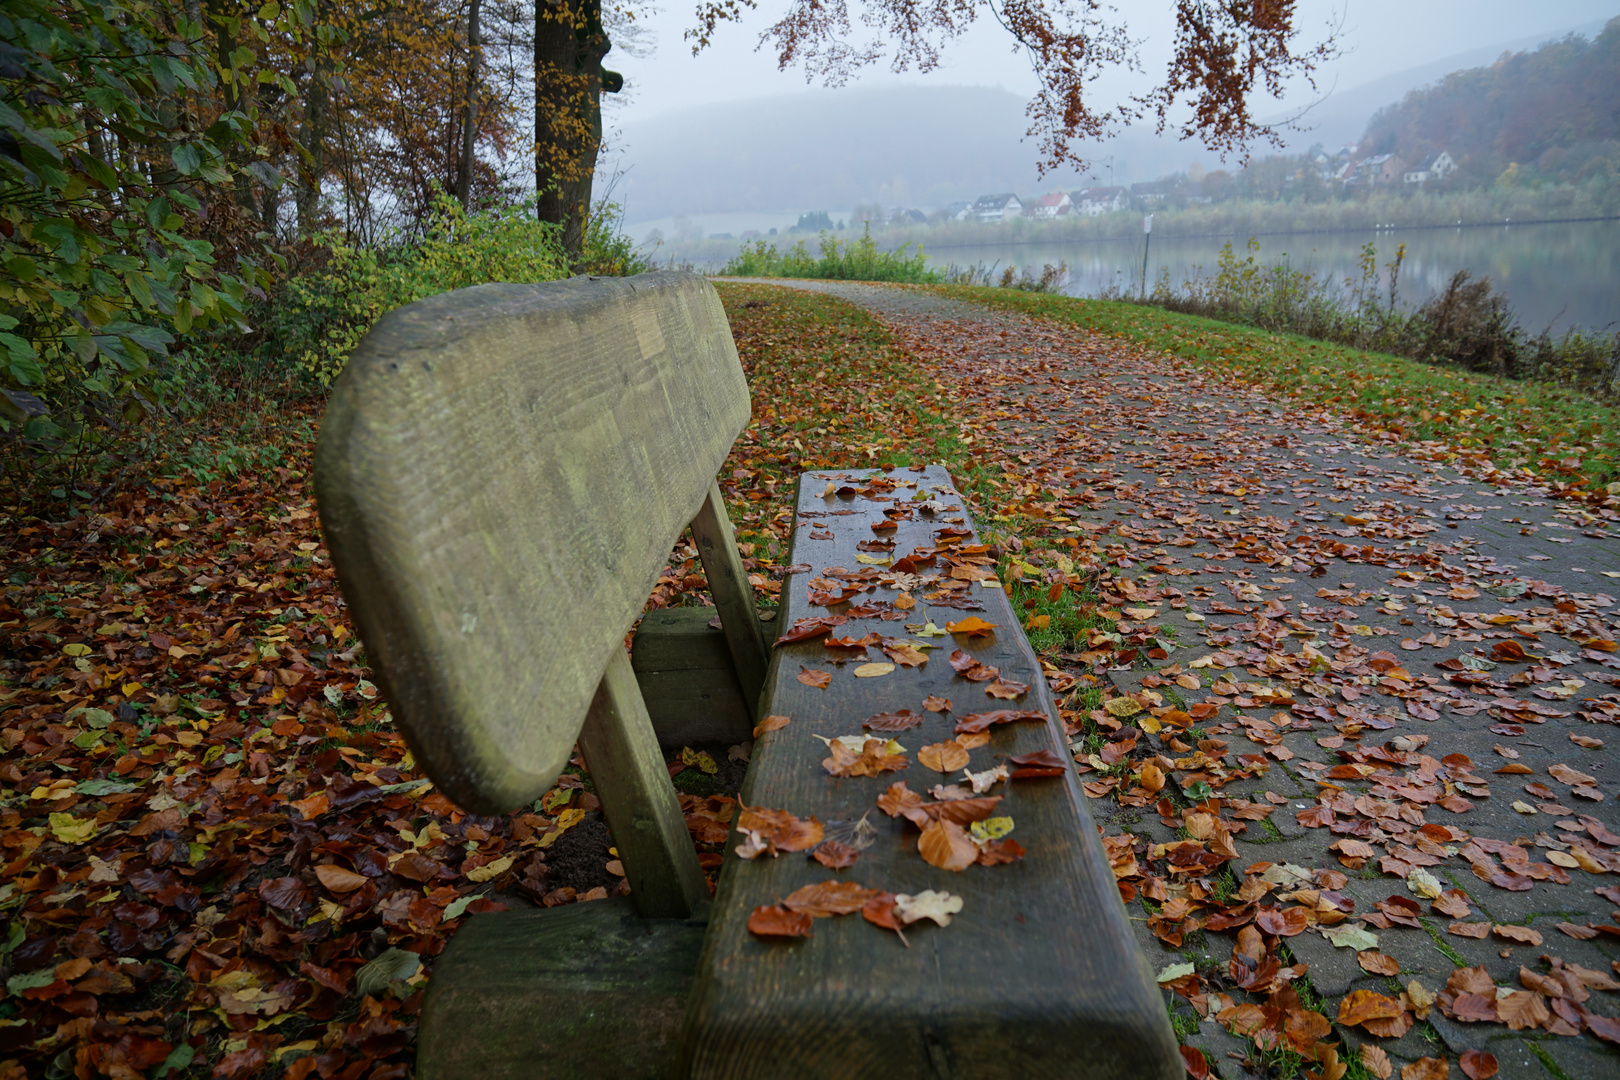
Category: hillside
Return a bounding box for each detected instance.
[1360,17,1620,186]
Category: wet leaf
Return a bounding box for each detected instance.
[747,905,813,939]
[782,880,882,917]
[917,819,978,871]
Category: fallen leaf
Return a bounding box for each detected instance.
[1458,1050,1497,1080]
[1493,924,1543,946]
[945,617,996,636]
[314,864,369,894]
[864,709,925,732]
[923,694,951,712]
[917,818,978,871]
[797,667,832,689]
[893,889,963,926]
[1400,1058,1449,1080]
[1360,1044,1393,1080]
[1337,989,1403,1026]
[1359,951,1401,975]
[852,662,896,678]
[747,905,813,938]
[737,806,824,851]
[782,880,882,917]
[812,840,860,869]
[918,741,971,772]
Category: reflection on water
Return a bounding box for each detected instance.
[927,219,1620,334]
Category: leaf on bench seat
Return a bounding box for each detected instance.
[945,616,997,636]
[811,840,860,870]
[736,806,823,854]
[747,905,813,939]
[948,649,1000,681]
[773,616,848,646]
[985,676,1030,700]
[917,741,970,773]
[862,709,925,733]
[782,880,882,917]
[823,738,909,778]
[953,709,1048,734]
[918,819,978,871]
[752,714,791,737]
[894,889,965,927]
[796,667,832,689]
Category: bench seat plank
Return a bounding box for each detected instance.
[683,466,1180,1079]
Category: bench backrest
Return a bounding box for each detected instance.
[315,272,749,815]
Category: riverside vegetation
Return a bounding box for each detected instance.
[1108,239,1620,402]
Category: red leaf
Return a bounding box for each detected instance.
[747,905,813,938]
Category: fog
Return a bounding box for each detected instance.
[599,2,1616,231]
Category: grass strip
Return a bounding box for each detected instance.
[925,285,1620,491]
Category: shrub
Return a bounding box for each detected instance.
[1112,238,1620,399]
[263,194,571,387]
[718,224,942,283]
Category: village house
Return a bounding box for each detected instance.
[1407,151,1458,183]
[1349,153,1402,185]
[971,193,1022,222]
[1071,186,1127,215]
[1025,191,1072,218]
[1130,180,1170,207]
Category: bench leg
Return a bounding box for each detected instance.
[690,479,769,717]
[578,648,710,918]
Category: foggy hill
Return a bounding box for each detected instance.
[609,17,1613,220]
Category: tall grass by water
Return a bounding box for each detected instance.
[719,225,942,283]
[1111,239,1620,399]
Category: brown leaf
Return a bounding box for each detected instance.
[861,892,906,937]
[1359,951,1401,976]
[1448,921,1491,938]
[753,714,792,737]
[796,667,832,689]
[918,741,971,773]
[954,708,1047,733]
[864,709,925,732]
[1495,990,1550,1030]
[314,864,369,894]
[823,737,909,777]
[1490,640,1530,662]
[923,694,951,712]
[985,676,1029,699]
[1447,993,1499,1023]
[1399,1058,1449,1080]
[1431,889,1471,918]
[774,617,845,646]
[781,880,882,917]
[258,876,311,910]
[908,796,1003,826]
[1458,1050,1498,1080]
[1359,1044,1393,1080]
[812,840,860,869]
[1255,906,1309,937]
[1493,924,1543,946]
[1336,989,1403,1026]
[747,905,813,938]
[876,781,924,818]
[737,806,823,851]
[1180,1046,1210,1080]
[917,818,978,871]
[976,838,1026,865]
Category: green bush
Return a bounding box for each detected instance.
[0,0,300,445]
[264,194,572,386]
[581,201,657,277]
[719,224,942,283]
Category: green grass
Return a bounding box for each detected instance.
[926,285,1620,490]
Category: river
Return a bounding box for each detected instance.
[922,218,1620,335]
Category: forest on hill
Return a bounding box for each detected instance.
[1360,17,1620,188]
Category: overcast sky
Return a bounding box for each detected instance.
[609,1,1619,122]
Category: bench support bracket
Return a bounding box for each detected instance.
[578,648,710,918]
[690,480,769,717]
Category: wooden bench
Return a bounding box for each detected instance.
[314,271,1180,1079]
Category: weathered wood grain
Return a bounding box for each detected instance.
[631,607,757,749]
[578,648,710,918]
[691,480,770,717]
[315,272,749,814]
[682,466,1181,1079]
[417,896,702,1080]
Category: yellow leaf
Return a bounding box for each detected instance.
[855,552,892,566]
[49,813,97,845]
[1104,697,1143,717]
[62,643,92,657]
[680,746,719,774]
[466,855,515,883]
[945,617,997,635]
[969,816,1014,843]
[553,807,586,832]
[853,663,895,678]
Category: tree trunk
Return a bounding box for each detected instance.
[296,7,331,235]
[457,0,482,206]
[533,0,615,267]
